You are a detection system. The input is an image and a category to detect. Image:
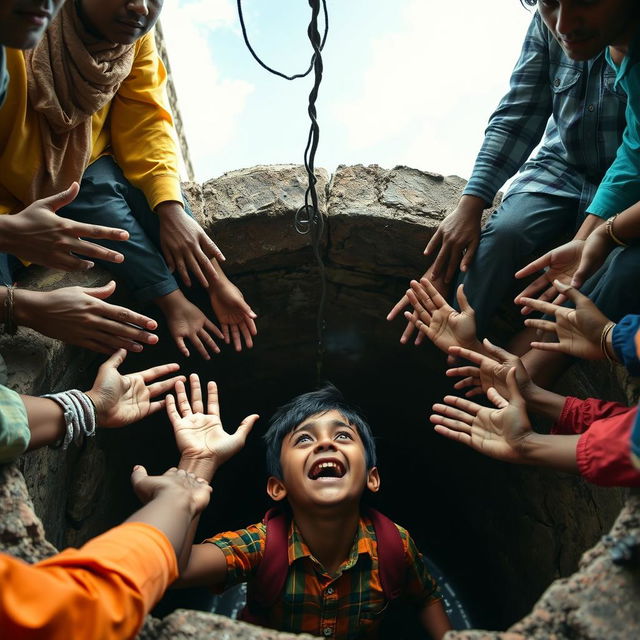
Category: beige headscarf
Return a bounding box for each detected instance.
[23,1,136,202]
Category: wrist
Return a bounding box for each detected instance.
[574,214,605,241]
[457,195,487,217]
[83,389,107,426]
[179,455,218,482]
[155,201,184,217]
[11,288,35,328]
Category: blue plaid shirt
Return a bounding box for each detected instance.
[463,11,627,216]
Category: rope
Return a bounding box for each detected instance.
[237,0,328,381]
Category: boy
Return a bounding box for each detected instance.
[177,386,452,639]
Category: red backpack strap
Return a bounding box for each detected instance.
[368,509,406,601]
[240,508,290,625]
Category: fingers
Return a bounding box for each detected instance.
[440,394,483,415]
[456,284,474,314]
[387,294,409,321]
[523,318,556,333]
[175,255,192,288]
[197,328,222,358]
[432,423,473,446]
[235,413,260,444]
[204,318,225,341]
[444,247,461,284]
[137,362,180,383]
[481,338,512,363]
[175,335,190,358]
[446,365,479,379]
[100,348,127,372]
[189,331,212,361]
[423,228,442,256]
[514,273,553,306]
[230,323,242,352]
[419,277,447,310]
[505,367,524,404]
[206,380,220,417]
[432,402,475,425]
[514,252,549,279]
[174,379,193,416]
[145,373,184,398]
[409,281,436,315]
[527,340,564,353]
[517,296,561,316]
[186,252,210,289]
[130,464,148,487]
[188,373,204,413]
[69,238,125,264]
[195,250,220,287]
[430,244,451,282]
[487,385,509,409]
[460,237,479,273]
[399,312,418,344]
[165,392,180,423]
[204,236,225,263]
[86,283,159,331]
[447,344,484,366]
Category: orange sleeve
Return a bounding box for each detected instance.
[0,522,177,640]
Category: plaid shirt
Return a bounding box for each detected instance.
[464,11,627,216]
[206,514,440,639]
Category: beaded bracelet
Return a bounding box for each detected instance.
[43,390,97,450]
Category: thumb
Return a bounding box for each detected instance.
[506,367,524,405]
[552,279,582,304]
[235,414,260,443]
[41,182,80,212]
[84,280,117,300]
[100,348,127,372]
[130,464,148,487]
[482,338,513,364]
[456,284,474,314]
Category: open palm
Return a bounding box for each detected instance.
[167,374,259,466]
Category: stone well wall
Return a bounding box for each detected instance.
[0,164,637,639]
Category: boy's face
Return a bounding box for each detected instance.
[79,0,162,44]
[0,0,65,49]
[267,410,380,511]
[537,0,639,61]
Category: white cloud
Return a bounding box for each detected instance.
[160,0,254,181]
[331,0,532,178]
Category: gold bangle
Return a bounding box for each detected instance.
[600,321,616,363]
[606,215,629,248]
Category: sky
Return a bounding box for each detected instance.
[160,0,534,184]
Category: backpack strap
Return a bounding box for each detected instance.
[240,507,290,625]
[367,508,406,601]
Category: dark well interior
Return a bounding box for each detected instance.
[78,261,623,633]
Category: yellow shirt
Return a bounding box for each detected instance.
[0,31,182,215]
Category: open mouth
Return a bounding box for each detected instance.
[308,459,346,480]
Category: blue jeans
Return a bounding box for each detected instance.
[58,156,182,304]
[455,192,580,336]
[454,191,640,333]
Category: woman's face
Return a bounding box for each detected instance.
[79,0,163,44]
[0,0,65,49]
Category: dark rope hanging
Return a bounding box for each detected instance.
[237,0,328,379]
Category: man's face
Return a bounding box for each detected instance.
[80,0,163,44]
[537,0,640,61]
[0,0,65,49]
[267,410,380,512]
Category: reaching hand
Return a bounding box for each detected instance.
[446,339,535,400]
[386,271,448,346]
[0,183,129,271]
[514,239,585,312]
[430,368,533,463]
[423,195,484,284]
[167,374,259,472]
[519,279,612,360]
[571,224,616,289]
[403,278,482,355]
[157,202,224,288]
[14,281,159,354]
[130,465,212,515]
[209,275,257,351]
[85,349,185,428]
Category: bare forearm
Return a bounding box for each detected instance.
[610,201,640,243]
[21,396,65,450]
[126,493,195,560]
[520,433,580,474]
[523,384,567,422]
[574,214,605,240]
[420,598,452,640]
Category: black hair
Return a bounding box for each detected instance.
[263,384,377,479]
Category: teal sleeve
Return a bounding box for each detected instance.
[0,384,30,463]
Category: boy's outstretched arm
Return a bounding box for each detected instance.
[164,374,259,580]
[420,598,453,639]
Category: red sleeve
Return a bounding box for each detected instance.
[576,407,640,487]
[0,522,177,640]
[552,397,630,435]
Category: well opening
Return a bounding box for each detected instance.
[15,165,627,637]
